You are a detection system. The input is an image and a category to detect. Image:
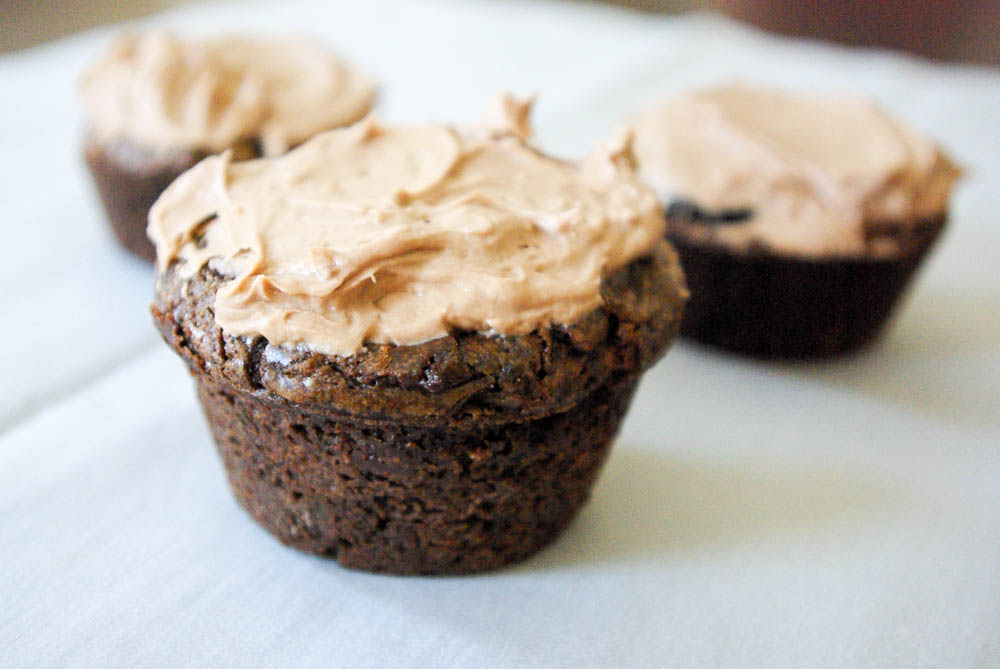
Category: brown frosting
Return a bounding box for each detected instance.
[631,84,961,257]
[149,95,666,357]
[80,32,375,156]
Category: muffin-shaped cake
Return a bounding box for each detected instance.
[149,96,687,574]
[81,32,375,261]
[631,84,960,358]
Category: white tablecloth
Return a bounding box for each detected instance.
[2,1,998,666]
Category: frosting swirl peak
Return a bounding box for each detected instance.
[632,84,960,257]
[149,96,666,356]
[81,32,375,155]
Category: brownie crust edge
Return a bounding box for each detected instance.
[667,216,946,358]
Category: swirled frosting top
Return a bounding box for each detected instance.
[80,32,375,156]
[149,95,666,356]
[631,84,961,257]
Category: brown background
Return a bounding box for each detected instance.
[3,0,1000,67]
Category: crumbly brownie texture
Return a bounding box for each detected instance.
[197,371,635,574]
[152,244,686,573]
[668,216,945,358]
[84,138,259,262]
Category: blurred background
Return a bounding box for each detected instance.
[3,0,1000,66]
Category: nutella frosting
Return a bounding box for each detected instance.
[81,32,375,156]
[149,95,665,357]
[631,84,961,257]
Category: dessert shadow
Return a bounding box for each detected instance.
[518,445,896,572]
[776,290,1000,428]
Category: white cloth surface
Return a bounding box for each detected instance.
[1,1,999,666]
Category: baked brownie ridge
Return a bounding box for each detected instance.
[151,240,685,427]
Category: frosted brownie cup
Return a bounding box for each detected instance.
[149,96,687,574]
[631,84,961,358]
[81,32,374,261]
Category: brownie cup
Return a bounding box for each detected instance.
[631,84,961,358]
[80,32,374,261]
[149,96,687,574]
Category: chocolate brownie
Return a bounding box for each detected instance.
[153,246,684,574]
[631,84,961,358]
[666,208,945,358]
[148,96,687,574]
[80,32,375,261]
[84,139,258,262]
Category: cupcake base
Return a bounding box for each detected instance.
[84,138,264,262]
[195,372,638,575]
[668,220,944,358]
[84,140,202,262]
[153,247,686,575]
